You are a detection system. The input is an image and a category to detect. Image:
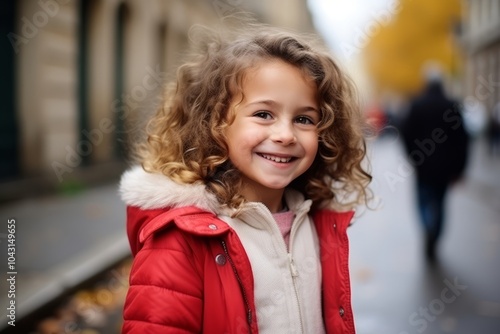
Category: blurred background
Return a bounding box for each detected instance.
[0,0,499,333]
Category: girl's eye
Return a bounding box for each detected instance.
[254,111,273,119]
[295,116,315,125]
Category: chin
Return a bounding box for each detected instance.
[263,181,292,190]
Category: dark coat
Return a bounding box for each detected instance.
[401,82,469,184]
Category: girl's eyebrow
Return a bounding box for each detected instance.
[246,99,319,112]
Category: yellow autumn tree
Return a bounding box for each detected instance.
[363,0,462,97]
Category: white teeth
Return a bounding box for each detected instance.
[261,154,292,163]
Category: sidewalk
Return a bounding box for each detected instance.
[461,137,500,210]
[0,182,130,331]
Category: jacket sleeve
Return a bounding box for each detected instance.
[122,229,204,333]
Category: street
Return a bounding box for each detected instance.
[350,136,500,334]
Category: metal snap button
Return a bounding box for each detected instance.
[339,307,345,317]
[208,224,217,230]
[215,254,226,265]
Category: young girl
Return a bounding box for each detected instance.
[119,22,371,334]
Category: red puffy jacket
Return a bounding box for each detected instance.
[122,205,355,333]
[120,167,356,333]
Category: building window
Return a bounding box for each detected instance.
[114,2,131,159]
[0,0,19,179]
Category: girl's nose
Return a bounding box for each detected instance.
[270,121,297,145]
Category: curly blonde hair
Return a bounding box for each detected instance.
[138,22,372,211]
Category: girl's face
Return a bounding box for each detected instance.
[225,59,319,208]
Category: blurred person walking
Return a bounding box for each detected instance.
[488,102,500,156]
[400,65,469,262]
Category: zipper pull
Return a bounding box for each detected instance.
[288,253,299,277]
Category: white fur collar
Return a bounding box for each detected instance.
[119,166,320,217]
[119,166,222,214]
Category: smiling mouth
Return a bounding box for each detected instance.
[258,153,295,163]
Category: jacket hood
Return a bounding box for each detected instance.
[119,165,223,214]
[120,166,355,256]
[119,165,315,216]
[120,166,234,255]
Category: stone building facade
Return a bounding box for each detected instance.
[461,0,500,118]
[1,0,315,200]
